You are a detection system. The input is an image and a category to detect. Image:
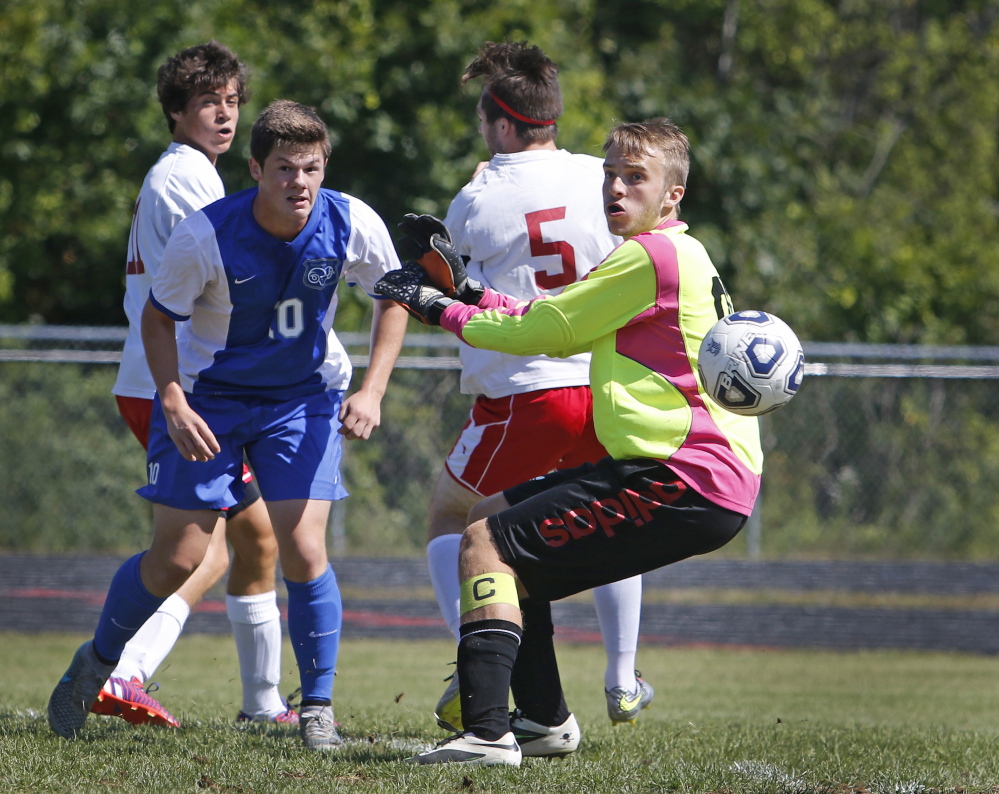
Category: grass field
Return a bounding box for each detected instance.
[3,633,999,793]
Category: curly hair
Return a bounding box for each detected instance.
[156,41,249,133]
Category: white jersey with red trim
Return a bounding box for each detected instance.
[443,148,620,398]
[112,143,225,398]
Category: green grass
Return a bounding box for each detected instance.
[3,633,999,792]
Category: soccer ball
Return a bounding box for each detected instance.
[697,310,805,416]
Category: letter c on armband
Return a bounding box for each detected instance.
[459,572,519,615]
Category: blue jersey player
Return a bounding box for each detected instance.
[48,100,410,750]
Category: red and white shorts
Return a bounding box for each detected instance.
[445,385,608,497]
[116,395,155,450]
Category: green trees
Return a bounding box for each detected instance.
[591,0,999,343]
[0,0,198,322]
[3,0,998,344]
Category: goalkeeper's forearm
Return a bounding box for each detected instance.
[438,290,584,359]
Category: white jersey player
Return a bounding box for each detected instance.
[444,149,612,400]
[113,141,224,399]
[426,42,653,742]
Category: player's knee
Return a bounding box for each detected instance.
[228,508,278,566]
[254,535,280,569]
[146,556,200,596]
[458,519,504,573]
[230,523,278,561]
[427,475,478,542]
[427,500,468,542]
[459,518,488,550]
[278,536,328,582]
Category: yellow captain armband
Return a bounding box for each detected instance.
[459,572,519,615]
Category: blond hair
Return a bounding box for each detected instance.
[603,118,690,189]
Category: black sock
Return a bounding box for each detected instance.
[510,599,570,727]
[457,618,522,741]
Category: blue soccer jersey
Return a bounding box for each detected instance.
[149,187,400,400]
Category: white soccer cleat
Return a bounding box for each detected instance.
[299,704,343,751]
[410,731,522,766]
[511,710,580,757]
[605,672,655,725]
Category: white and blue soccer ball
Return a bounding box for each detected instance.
[697,310,805,416]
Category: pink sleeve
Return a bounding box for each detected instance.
[440,301,479,338]
[440,288,534,342]
[477,288,522,311]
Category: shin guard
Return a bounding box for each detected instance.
[457,619,522,741]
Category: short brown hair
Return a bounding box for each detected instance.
[157,41,249,133]
[462,41,562,145]
[603,118,691,189]
[250,100,332,165]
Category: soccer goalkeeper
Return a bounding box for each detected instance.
[376,117,764,767]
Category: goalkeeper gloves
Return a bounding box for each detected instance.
[397,213,484,305]
[375,263,455,326]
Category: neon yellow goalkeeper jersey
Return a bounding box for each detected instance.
[440,219,763,516]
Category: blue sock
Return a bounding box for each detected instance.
[93,552,166,664]
[285,565,342,703]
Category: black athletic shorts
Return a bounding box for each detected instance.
[489,457,747,602]
[225,472,262,521]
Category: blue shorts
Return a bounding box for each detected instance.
[139,390,349,511]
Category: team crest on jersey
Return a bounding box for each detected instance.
[303,258,342,290]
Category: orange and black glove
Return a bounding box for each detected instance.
[375,262,455,326]
[397,214,484,305]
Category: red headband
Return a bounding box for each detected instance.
[487,88,556,127]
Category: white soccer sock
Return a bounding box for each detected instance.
[593,575,643,692]
[226,591,286,717]
[427,534,463,639]
[109,592,190,684]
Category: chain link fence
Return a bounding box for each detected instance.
[758,345,999,560]
[3,326,999,560]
